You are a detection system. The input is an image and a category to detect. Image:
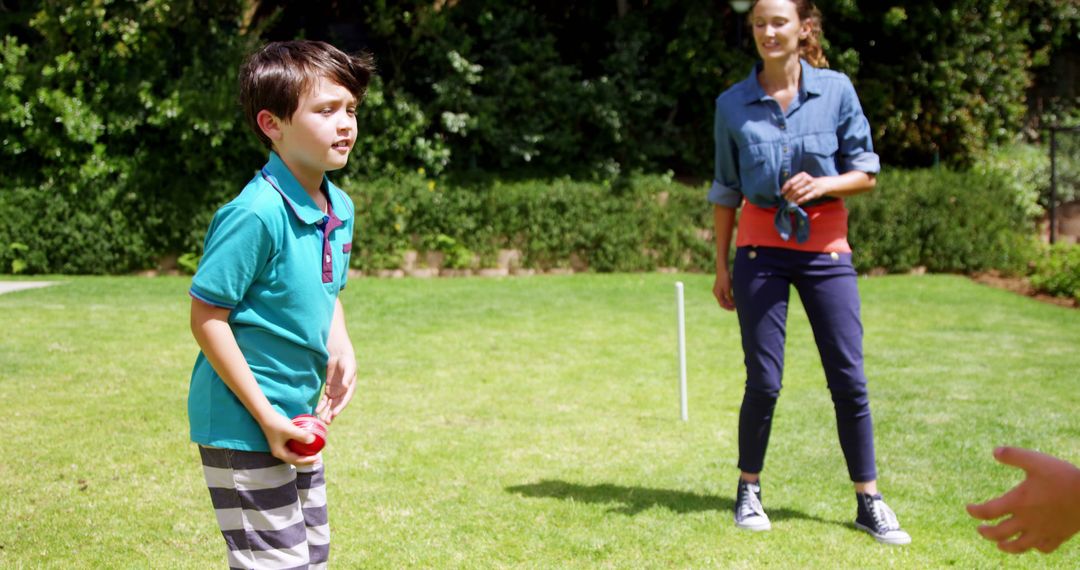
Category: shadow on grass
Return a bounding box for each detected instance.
[506,479,844,527]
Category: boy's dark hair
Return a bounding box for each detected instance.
[239,41,376,149]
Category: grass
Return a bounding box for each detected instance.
[0,273,1078,568]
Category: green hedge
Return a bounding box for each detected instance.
[343,172,715,273]
[1030,243,1080,302]
[847,167,1039,275]
[334,165,1039,276]
[0,164,1044,277]
[0,183,152,274]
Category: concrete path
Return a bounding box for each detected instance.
[0,281,57,295]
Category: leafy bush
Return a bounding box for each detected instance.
[824,0,1067,167]
[975,143,1049,218]
[352,0,752,177]
[1030,243,1080,302]
[0,183,153,274]
[847,167,1040,274]
[348,76,451,176]
[2,1,1071,274]
[339,171,714,273]
[0,1,262,274]
[339,165,1041,277]
[315,0,1075,173]
[1047,127,1080,206]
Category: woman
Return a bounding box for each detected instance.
[710,0,910,544]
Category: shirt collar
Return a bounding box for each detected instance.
[261,151,353,225]
[741,58,821,105]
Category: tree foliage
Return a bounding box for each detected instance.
[0,0,261,272]
[0,0,1075,274]
[823,0,1076,167]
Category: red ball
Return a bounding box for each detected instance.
[286,414,327,456]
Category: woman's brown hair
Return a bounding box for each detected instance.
[749,0,829,68]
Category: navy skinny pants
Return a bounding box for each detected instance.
[732,246,877,483]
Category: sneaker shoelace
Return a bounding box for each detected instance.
[739,485,765,519]
[871,499,900,531]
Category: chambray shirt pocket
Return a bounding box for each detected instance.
[738,143,777,204]
[799,133,841,178]
[739,144,770,175]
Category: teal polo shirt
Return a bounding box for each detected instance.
[188,152,355,451]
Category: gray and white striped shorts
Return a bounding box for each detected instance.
[199,446,330,570]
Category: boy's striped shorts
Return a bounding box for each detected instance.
[199,446,330,570]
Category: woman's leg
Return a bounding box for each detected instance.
[732,247,792,477]
[793,253,877,484]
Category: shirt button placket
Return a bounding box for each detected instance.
[782,141,791,181]
[778,114,789,181]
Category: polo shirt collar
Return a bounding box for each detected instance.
[261,152,352,225]
[742,58,821,105]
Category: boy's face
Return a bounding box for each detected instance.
[274,77,357,183]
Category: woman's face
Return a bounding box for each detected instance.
[750,0,810,63]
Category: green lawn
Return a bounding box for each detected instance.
[1,273,1078,568]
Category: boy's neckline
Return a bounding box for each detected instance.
[261,153,336,223]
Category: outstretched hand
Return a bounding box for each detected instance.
[967,447,1080,554]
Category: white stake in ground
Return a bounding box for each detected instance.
[675,281,688,421]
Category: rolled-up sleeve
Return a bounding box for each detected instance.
[708,101,744,208]
[836,79,880,175]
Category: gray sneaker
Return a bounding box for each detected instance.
[734,479,771,531]
[855,493,911,545]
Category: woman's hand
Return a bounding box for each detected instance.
[713,268,735,311]
[781,172,829,205]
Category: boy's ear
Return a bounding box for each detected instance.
[256,110,284,143]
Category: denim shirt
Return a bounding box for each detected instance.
[709,59,880,242]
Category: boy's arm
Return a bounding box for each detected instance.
[317,298,357,424]
[190,298,319,465]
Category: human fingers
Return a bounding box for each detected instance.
[791,176,822,204]
[998,530,1040,554]
[994,446,1045,474]
[713,276,735,311]
[325,356,343,388]
[720,290,735,311]
[272,423,320,466]
[715,284,735,310]
[316,392,332,423]
[330,373,357,418]
[967,486,1021,521]
[1035,535,1065,554]
[289,451,321,467]
[270,440,312,466]
[780,174,803,200]
[977,516,1024,542]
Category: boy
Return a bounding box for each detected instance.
[187,41,374,569]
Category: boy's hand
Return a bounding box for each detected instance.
[261,412,322,466]
[317,346,357,424]
[967,447,1080,554]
